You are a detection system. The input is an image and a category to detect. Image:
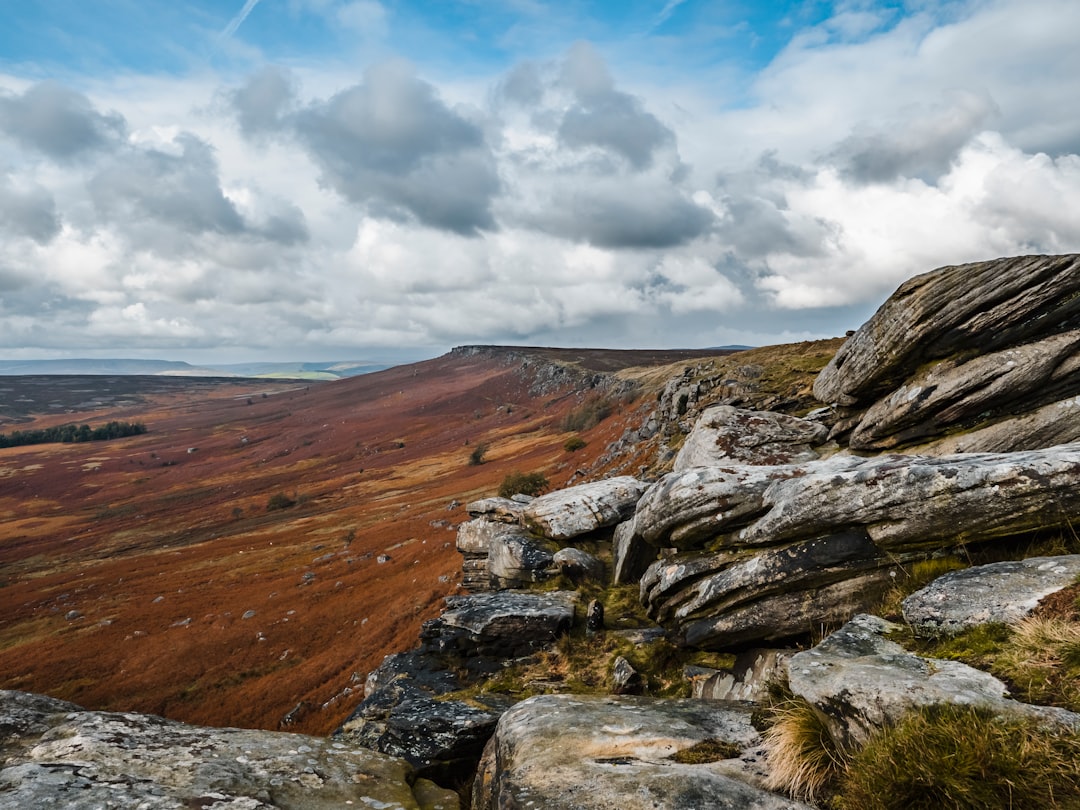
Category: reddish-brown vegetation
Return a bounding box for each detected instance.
[0,348,693,736]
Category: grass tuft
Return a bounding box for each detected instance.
[835,703,1080,810]
[762,696,848,803]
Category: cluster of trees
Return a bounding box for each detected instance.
[0,420,147,448]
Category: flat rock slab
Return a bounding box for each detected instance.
[0,690,436,810]
[439,591,577,640]
[674,405,828,470]
[472,694,812,810]
[786,614,1080,749]
[902,555,1080,636]
[522,477,647,541]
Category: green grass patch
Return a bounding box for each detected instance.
[835,704,1080,810]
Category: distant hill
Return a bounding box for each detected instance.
[0,359,391,380]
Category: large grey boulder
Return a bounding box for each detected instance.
[0,689,445,810]
[813,254,1080,452]
[635,445,1080,648]
[674,405,828,470]
[486,527,556,588]
[522,476,647,541]
[902,555,1080,637]
[785,615,1080,750]
[612,520,655,585]
[472,694,812,810]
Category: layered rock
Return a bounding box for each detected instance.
[635,444,1080,647]
[813,254,1080,452]
[902,555,1080,637]
[0,689,452,810]
[472,694,812,810]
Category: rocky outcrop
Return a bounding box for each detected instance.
[635,445,1080,647]
[339,591,577,783]
[902,555,1080,637]
[472,694,812,810]
[0,689,453,810]
[487,528,556,588]
[688,649,794,702]
[521,476,647,541]
[785,614,1080,750]
[813,254,1080,452]
[673,405,829,470]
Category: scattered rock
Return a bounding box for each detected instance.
[611,656,642,695]
[902,555,1080,637]
[688,649,795,702]
[586,599,605,634]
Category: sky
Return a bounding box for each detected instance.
[1,0,1079,364]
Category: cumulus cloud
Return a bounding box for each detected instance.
[0,82,125,160]
[830,91,998,184]
[0,177,60,244]
[229,66,297,137]
[557,41,673,170]
[295,60,499,235]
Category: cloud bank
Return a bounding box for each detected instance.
[1,0,1079,361]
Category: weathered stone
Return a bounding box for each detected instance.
[466,497,526,523]
[612,520,654,585]
[785,614,1080,750]
[688,649,795,702]
[552,547,605,582]
[674,405,828,470]
[438,591,577,649]
[0,690,431,809]
[902,555,1080,637]
[636,445,1080,647]
[848,330,1080,450]
[472,694,812,810]
[413,778,461,810]
[586,598,605,634]
[814,254,1080,408]
[487,528,556,588]
[337,680,510,783]
[522,476,648,541]
[456,517,502,554]
[611,656,642,695]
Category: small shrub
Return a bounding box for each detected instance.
[561,395,613,432]
[836,703,1080,810]
[563,436,587,452]
[266,492,297,511]
[468,441,489,466]
[498,471,549,498]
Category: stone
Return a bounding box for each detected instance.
[552,547,605,583]
[472,694,812,810]
[455,517,502,554]
[814,254,1080,408]
[437,591,577,655]
[522,476,648,541]
[0,689,434,809]
[486,528,556,588]
[902,555,1080,637]
[688,649,794,702]
[784,614,1080,750]
[611,656,642,695]
[812,254,1080,453]
[466,497,526,523]
[674,405,828,470]
[612,519,654,585]
[635,445,1080,647]
[337,680,509,784]
[586,598,605,634]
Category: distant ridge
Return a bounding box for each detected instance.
[0,359,390,380]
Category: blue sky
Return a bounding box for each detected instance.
[0,0,1078,362]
